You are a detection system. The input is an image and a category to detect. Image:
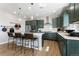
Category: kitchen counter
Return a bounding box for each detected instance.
[58,32,79,40]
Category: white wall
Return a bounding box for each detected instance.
[0,11,25,44]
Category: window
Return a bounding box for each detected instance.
[63,12,69,27]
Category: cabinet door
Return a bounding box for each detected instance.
[31,20,38,30]
[58,34,66,56]
[62,39,67,56]
[52,19,56,28]
[67,40,79,56]
[37,20,44,28]
[56,16,63,27]
[26,21,32,25]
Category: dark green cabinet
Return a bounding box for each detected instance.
[42,32,57,40]
[57,33,79,56]
[37,20,44,28]
[67,40,79,56]
[56,16,63,28]
[25,20,44,31]
[52,19,56,28]
[31,20,37,30]
[68,3,79,23]
[26,21,32,25]
[57,34,67,56]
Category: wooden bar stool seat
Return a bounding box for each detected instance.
[23,33,38,55]
[7,32,15,49]
[14,33,24,53]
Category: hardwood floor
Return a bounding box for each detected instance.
[0,40,61,56]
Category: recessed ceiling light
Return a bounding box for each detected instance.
[52,10,56,13]
[13,11,16,14]
[39,3,47,8]
[24,16,26,18]
[28,7,31,10]
[69,6,74,10]
[30,16,33,20]
[18,18,22,21]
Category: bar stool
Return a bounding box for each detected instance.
[7,32,15,49]
[14,33,24,53]
[23,33,38,55]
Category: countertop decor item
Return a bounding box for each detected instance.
[14,24,21,29]
[9,27,14,33]
[0,25,7,32]
[65,29,74,33]
[2,26,7,32]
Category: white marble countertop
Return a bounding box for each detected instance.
[57,32,79,40]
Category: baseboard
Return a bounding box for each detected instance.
[0,40,13,45]
[0,41,8,45]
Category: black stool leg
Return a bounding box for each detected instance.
[30,40,32,56]
[12,37,14,49]
[33,40,34,56]
[24,39,26,54]
[8,37,9,48]
[31,39,34,56]
[15,38,17,51]
[21,38,23,53]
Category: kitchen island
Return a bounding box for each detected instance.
[16,32,44,51]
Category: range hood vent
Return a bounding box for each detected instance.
[45,22,52,25]
[45,16,52,25]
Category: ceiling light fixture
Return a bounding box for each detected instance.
[18,18,22,21]
[69,6,74,10]
[30,16,33,20]
[39,3,47,8]
[13,11,16,14]
[28,7,31,10]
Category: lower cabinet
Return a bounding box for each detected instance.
[67,40,79,56]
[43,32,79,56]
[57,33,79,56]
[57,34,67,56]
[42,32,57,41]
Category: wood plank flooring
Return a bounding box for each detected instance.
[0,40,61,56]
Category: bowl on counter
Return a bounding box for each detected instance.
[65,30,74,33]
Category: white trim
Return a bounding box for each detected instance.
[0,41,8,45]
[0,40,13,45]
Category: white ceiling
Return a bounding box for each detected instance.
[0,3,69,20]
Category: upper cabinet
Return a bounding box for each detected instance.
[56,15,63,28]
[67,3,79,23]
[25,20,44,31]
[55,3,79,28]
[37,20,44,28]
